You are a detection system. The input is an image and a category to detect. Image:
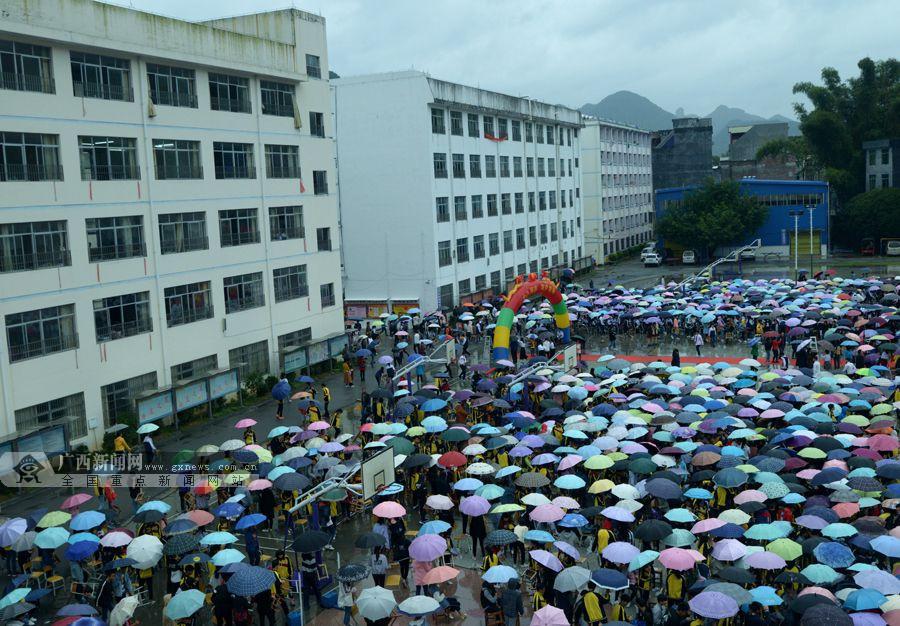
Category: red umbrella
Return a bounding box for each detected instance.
[438,451,466,468]
[60,493,93,510]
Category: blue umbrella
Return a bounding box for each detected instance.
[421,398,448,412]
[68,532,100,545]
[165,589,206,620]
[843,588,887,611]
[226,565,276,597]
[165,519,198,535]
[749,586,782,607]
[813,541,855,569]
[297,375,315,383]
[713,468,748,488]
[69,511,106,532]
[554,475,586,490]
[215,503,245,518]
[482,564,519,584]
[355,349,372,357]
[271,379,291,401]
[591,568,629,590]
[56,604,98,616]
[235,514,267,531]
[559,514,589,528]
[65,541,99,562]
[524,530,555,543]
[870,535,900,558]
[418,521,451,536]
[453,478,483,491]
[136,500,171,514]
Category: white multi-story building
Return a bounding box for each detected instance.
[582,117,654,263]
[0,0,344,452]
[333,71,586,314]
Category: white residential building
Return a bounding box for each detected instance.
[333,71,586,314]
[0,0,344,452]
[582,117,654,263]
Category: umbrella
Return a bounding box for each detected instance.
[422,565,459,585]
[690,591,739,619]
[163,533,199,556]
[460,496,491,516]
[126,535,163,569]
[530,549,564,572]
[293,530,331,553]
[164,589,205,620]
[483,565,519,584]
[56,604,98,617]
[532,605,571,626]
[800,603,853,626]
[659,547,697,571]
[602,542,640,564]
[35,527,69,549]
[373,501,406,518]
[409,535,447,561]
[356,586,396,621]
[336,563,371,583]
[706,582,753,605]
[0,588,31,609]
[844,589,887,612]
[226,566,276,596]
[0,518,27,547]
[398,595,441,616]
[355,532,387,549]
[554,566,591,592]
[813,542,855,569]
[1,603,35,621]
[591,568,629,590]
[853,569,900,595]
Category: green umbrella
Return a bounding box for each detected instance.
[441,429,470,443]
[320,488,348,502]
[384,437,415,456]
[821,522,858,539]
[628,550,659,572]
[800,564,841,585]
[759,482,790,499]
[663,529,696,547]
[628,458,658,475]
[172,449,195,465]
[744,524,785,541]
[0,587,31,609]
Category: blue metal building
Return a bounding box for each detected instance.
[654,178,830,257]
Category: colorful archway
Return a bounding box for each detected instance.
[492,273,570,361]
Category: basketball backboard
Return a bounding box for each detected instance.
[563,343,578,371]
[361,446,395,500]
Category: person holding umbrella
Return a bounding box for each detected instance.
[213,576,233,626]
[338,579,359,626]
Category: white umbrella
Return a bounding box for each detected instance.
[398,595,440,616]
[219,439,245,452]
[125,535,163,569]
[554,566,591,592]
[357,585,396,621]
[109,595,139,626]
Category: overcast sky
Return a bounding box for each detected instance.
[107,0,898,119]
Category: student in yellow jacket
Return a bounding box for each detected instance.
[667,571,685,601]
[580,588,605,625]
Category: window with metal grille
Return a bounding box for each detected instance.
[320,282,335,308]
[433,153,447,178]
[224,272,265,313]
[153,139,201,179]
[458,279,471,297]
[469,155,481,178]
[274,265,308,302]
[171,354,217,384]
[269,205,304,241]
[70,51,132,101]
[475,274,486,291]
[0,40,54,93]
[214,142,255,179]
[473,235,485,259]
[489,233,499,256]
[278,328,312,353]
[485,155,496,178]
[101,371,157,427]
[309,112,325,137]
[159,212,207,254]
[431,108,445,134]
[438,241,451,267]
[313,170,328,195]
[513,157,522,177]
[487,194,498,216]
[316,227,332,251]
[15,393,86,439]
[164,281,213,327]
[516,228,525,250]
[93,291,152,342]
[85,216,145,262]
[471,195,483,218]
[229,340,270,379]
[439,284,454,308]
[147,63,196,107]
[219,208,259,247]
[79,136,139,180]
[503,230,513,252]
[454,196,466,221]
[261,80,294,117]
[305,54,321,79]
[265,144,300,178]
[501,193,511,215]
[499,156,509,178]
[525,122,533,142]
[467,113,479,137]
[452,154,465,178]
[515,193,524,213]
[511,120,521,141]
[435,197,449,223]
[456,237,469,263]
[6,304,77,361]
[0,132,62,181]
[450,111,463,136]
[0,220,70,273]
[527,157,534,177]
[208,72,250,113]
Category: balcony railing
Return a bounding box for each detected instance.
[266,166,301,179]
[160,235,209,255]
[210,96,251,114]
[155,164,203,180]
[271,227,304,241]
[151,90,198,108]
[0,163,64,182]
[262,102,293,117]
[0,249,71,274]
[82,164,140,181]
[73,81,134,102]
[215,165,256,180]
[96,319,152,343]
[8,332,79,362]
[87,241,146,263]
[225,295,265,314]
[167,305,213,327]
[220,230,260,247]
[275,285,309,302]
[0,72,55,94]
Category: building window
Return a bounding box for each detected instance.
[146,63,196,108]
[529,226,537,247]
[15,393,86,440]
[316,227,332,251]
[500,156,510,178]
[536,123,544,144]
[546,125,554,144]
[224,272,265,313]
[208,72,250,113]
[515,193,524,213]
[516,228,525,250]
[101,372,157,428]
[431,108,445,134]
[458,279,471,297]
[261,80,294,116]
[93,291,152,342]
[438,240,451,266]
[265,144,300,179]
[454,196,467,221]
[172,354,217,383]
[0,220,70,273]
[278,328,311,353]
[269,205,304,240]
[159,212,207,254]
[526,157,534,177]
[165,281,213,326]
[549,191,557,209]
[229,340,270,379]
[538,158,545,177]
[528,192,535,212]
[456,237,469,263]
[78,136,139,181]
[214,142,255,179]
[473,235,485,259]
[469,154,481,178]
[882,148,890,165]
[0,132,62,181]
[311,170,328,195]
[484,116,494,137]
[489,233,499,256]
[548,159,556,177]
[504,266,514,284]
[438,284,454,308]
[436,197,450,223]
[153,139,202,180]
[539,191,546,210]
[475,274,487,291]
[450,111,463,136]
[498,118,509,139]
[305,54,321,79]
[487,194,498,216]
[320,282,335,308]
[551,223,558,241]
[471,195,483,218]
[6,304,77,362]
[86,216,145,262]
[513,157,523,177]
[883,173,891,188]
[219,208,260,247]
[540,224,547,243]
[70,51,132,101]
[517,263,526,276]
[525,122,533,142]
[512,120,521,141]
[868,149,876,166]
[0,40,54,93]
[501,193,511,215]
[452,153,465,178]
[433,153,447,178]
[503,230,513,252]
[485,155,496,178]
[309,112,325,137]
[467,113,479,137]
[274,264,308,302]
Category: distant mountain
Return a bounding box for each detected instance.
[579,92,799,155]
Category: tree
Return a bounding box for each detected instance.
[833,188,900,248]
[755,136,819,179]
[792,57,900,202]
[657,179,768,258]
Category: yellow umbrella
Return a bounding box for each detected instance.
[767,538,802,561]
[406,426,426,437]
[37,511,71,528]
[584,455,613,470]
[606,452,627,462]
[798,448,826,460]
[589,479,615,494]
[490,503,525,514]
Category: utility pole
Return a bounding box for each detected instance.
[789,210,804,280]
[807,205,816,277]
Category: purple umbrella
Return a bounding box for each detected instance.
[850,613,887,626]
[689,591,739,619]
[520,435,546,448]
[853,569,900,595]
[553,541,580,561]
[711,539,747,561]
[409,534,447,562]
[745,551,786,570]
[459,496,490,517]
[378,355,393,365]
[318,442,345,453]
[601,506,635,523]
[602,542,640,564]
[509,446,533,458]
[796,515,829,530]
[529,549,564,572]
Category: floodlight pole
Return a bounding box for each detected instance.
[789,210,804,279]
[807,205,815,276]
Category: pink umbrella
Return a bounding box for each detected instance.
[745,551,786,570]
[60,493,92,510]
[869,434,899,452]
[248,479,272,491]
[659,547,697,571]
[712,539,747,561]
[531,605,569,626]
[692,518,726,534]
[529,549,564,572]
[602,542,640,564]
[422,565,459,585]
[799,587,837,601]
[558,455,583,472]
[100,530,134,548]
[734,490,767,505]
[373,501,406,518]
[409,534,447,561]
[235,418,256,428]
[181,510,215,526]
[530,504,565,523]
[459,496,490,517]
[308,421,331,431]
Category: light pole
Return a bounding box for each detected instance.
[807,204,816,277]
[789,210,804,280]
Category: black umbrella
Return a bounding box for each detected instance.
[717,566,755,584]
[370,388,393,399]
[336,563,370,583]
[1,603,35,621]
[163,533,199,556]
[355,532,387,549]
[515,472,550,488]
[847,476,883,492]
[402,454,432,469]
[133,509,165,524]
[274,473,311,492]
[634,520,673,541]
[293,530,331,553]
[799,602,851,626]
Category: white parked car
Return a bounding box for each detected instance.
[640,247,657,262]
[682,250,696,264]
[643,252,662,267]
[739,249,756,261]
[887,240,900,256]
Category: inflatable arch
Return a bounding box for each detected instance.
[491,272,571,361]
